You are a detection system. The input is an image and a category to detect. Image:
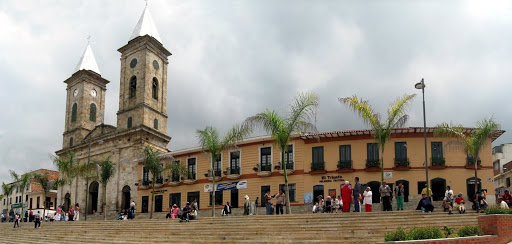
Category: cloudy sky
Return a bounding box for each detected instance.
[1,0,512,184]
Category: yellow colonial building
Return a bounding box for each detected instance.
[135,127,504,213]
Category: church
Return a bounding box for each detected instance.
[55,5,171,214]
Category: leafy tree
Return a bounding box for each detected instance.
[1,182,14,216]
[32,173,65,222]
[434,118,499,195]
[142,146,166,219]
[53,151,78,208]
[196,124,252,217]
[339,94,416,181]
[9,170,32,219]
[245,92,319,214]
[95,156,115,220]
[167,160,187,182]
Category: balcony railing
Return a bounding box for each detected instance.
[170,174,180,182]
[311,162,325,171]
[430,157,446,166]
[365,159,380,168]
[275,161,294,170]
[393,158,410,167]
[254,163,272,172]
[337,160,353,169]
[155,177,164,184]
[205,169,222,177]
[466,157,482,166]
[227,166,240,175]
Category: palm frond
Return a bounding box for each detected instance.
[220,123,253,150]
[391,115,409,129]
[244,110,285,139]
[339,95,380,129]
[385,94,416,129]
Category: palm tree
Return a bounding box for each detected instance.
[434,118,499,195]
[1,182,14,216]
[142,146,165,219]
[95,156,115,220]
[167,160,187,183]
[9,170,32,219]
[196,124,253,217]
[53,151,78,207]
[32,173,64,222]
[245,92,319,214]
[339,94,416,181]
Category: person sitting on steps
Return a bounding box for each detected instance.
[453,193,466,214]
[416,193,434,212]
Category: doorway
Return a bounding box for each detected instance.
[313,185,324,204]
[155,195,163,212]
[64,193,71,211]
[430,177,446,201]
[142,196,149,213]
[261,186,270,207]
[367,181,381,203]
[121,185,131,210]
[169,193,181,208]
[231,189,239,208]
[466,177,481,198]
[395,180,410,202]
[88,181,99,214]
[187,192,200,209]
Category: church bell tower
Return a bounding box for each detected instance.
[116,5,171,140]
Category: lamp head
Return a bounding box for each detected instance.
[415,78,425,89]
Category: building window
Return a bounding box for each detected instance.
[36,197,40,209]
[142,167,150,182]
[214,154,222,172]
[395,142,407,163]
[71,103,77,122]
[154,119,158,129]
[209,191,223,206]
[69,137,73,147]
[230,151,240,173]
[260,147,272,169]
[339,145,351,162]
[312,146,324,163]
[285,145,293,164]
[152,78,158,100]
[507,177,511,187]
[279,183,296,202]
[127,117,132,128]
[367,143,379,161]
[26,195,28,202]
[89,103,97,122]
[431,142,443,159]
[188,158,197,180]
[129,76,137,98]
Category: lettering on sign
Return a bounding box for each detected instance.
[319,175,344,183]
[151,189,168,194]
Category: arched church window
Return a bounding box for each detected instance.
[127,117,132,129]
[71,103,77,122]
[154,118,158,129]
[90,103,97,122]
[69,137,73,147]
[152,78,158,100]
[130,76,137,98]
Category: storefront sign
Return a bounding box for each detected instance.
[216,180,248,191]
[11,203,22,209]
[151,189,168,194]
[319,175,344,183]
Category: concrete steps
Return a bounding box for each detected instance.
[0,211,483,244]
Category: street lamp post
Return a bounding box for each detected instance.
[85,139,103,221]
[415,78,430,199]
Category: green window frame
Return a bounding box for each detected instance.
[69,137,73,147]
[127,117,132,128]
[152,78,158,100]
[89,103,97,122]
[71,103,77,122]
[129,76,137,98]
[154,118,158,129]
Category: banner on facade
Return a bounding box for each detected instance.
[204,184,213,192]
[216,180,248,191]
[304,193,313,204]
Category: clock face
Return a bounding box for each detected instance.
[153,60,159,70]
[130,58,137,68]
[73,89,78,97]
[91,89,97,97]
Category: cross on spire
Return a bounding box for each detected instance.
[87,35,91,44]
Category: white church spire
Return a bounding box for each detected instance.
[75,39,101,75]
[129,3,162,43]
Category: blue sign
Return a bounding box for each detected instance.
[216,180,248,191]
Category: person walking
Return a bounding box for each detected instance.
[74,203,80,221]
[363,187,373,212]
[34,211,41,228]
[353,177,361,212]
[130,200,136,215]
[275,189,285,215]
[222,202,232,216]
[395,182,405,211]
[29,209,33,222]
[380,181,392,211]
[342,181,352,212]
[24,210,28,223]
[264,190,273,215]
[13,213,20,228]
[244,195,250,215]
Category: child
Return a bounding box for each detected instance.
[312,203,318,213]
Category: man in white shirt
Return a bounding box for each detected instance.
[498,197,509,209]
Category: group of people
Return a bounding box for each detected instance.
[164,199,199,222]
[51,203,80,222]
[116,201,137,220]
[313,177,370,213]
[263,189,286,215]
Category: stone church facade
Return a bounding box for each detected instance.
[55,6,171,215]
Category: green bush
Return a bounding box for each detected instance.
[485,205,512,215]
[384,227,408,241]
[457,225,483,237]
[407,227,445,240]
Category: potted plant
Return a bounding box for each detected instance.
[253,166,258,172]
